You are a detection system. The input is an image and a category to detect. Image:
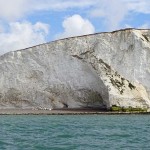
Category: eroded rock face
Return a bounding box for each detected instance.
[0,28,150,109]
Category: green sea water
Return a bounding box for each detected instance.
[0,115,150,150]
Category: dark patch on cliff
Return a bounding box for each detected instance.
[128,83,135,90]
[142,34,149,42]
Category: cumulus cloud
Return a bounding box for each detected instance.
[0,21,49,55]
[56,14,95,39]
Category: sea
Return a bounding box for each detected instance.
[0,115,149,150]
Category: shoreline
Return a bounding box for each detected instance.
[0,109,149,115]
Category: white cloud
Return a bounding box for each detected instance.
[29,0,95,11]
[0,21,49,55]
[90,0,150,31]
[124,24,132,28]
[0,0,95,21]
[0,0,28,20]
[0,0,150,30]
[56,14,95,39]
[125,0,150,14]
[125,23,150,29]
[90,0,129,31]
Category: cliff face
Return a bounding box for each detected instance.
[0,29,150,110]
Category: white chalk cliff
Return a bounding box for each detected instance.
[0,28,150,110]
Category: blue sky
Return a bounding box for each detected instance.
[0,0,150,54]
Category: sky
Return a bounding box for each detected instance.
[0,0,150,55]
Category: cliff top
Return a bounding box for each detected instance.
[1,28,150,56]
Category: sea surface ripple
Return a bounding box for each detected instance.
[0,115,150,150]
